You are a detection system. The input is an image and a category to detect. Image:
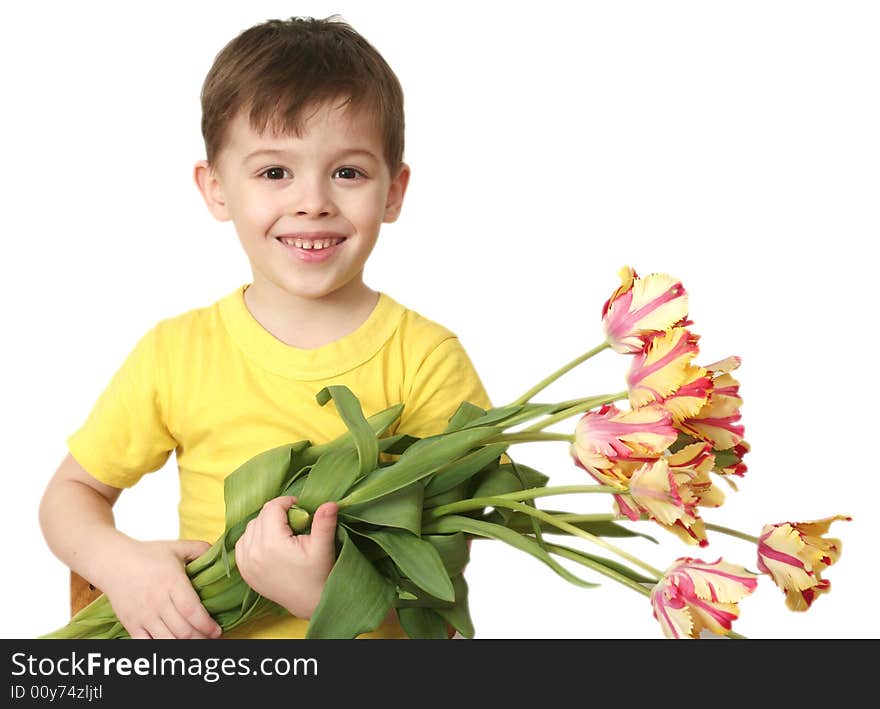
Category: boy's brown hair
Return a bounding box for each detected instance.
[200,15,405,172]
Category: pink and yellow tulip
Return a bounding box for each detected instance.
[677,356,745,452]
[626,442,723,546]
[627,327,704,411]
[570,403,677,482]
[601,266,691,354]
[757,515,851,612]
[651,557,759,639]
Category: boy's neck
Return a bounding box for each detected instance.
[242,280,380,350]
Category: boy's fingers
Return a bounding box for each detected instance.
[309,502,338,550]
[261,496,299,536]
[161,599,206,639]
[144,617,175,640]
[171,583,222,639]
[262,495,296,513]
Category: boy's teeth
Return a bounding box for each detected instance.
[279,237,343,250]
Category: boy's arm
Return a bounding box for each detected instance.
[39,453,221,639]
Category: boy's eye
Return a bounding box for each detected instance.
[261,167,289,180]
[335,167,363,180]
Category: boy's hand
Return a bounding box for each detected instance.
[99,539,223,640]
[235,496,338,619]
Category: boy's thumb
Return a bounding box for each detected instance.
[309,502,338,549]
[174,539,212,562]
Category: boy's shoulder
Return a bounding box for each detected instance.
[387,293,460,349]
[147,285,240,348]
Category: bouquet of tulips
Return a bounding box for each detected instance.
[41,266,849,640]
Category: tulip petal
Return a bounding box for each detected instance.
[571,403,677,474]
[629,459,685,526]
[602,267,691,354]
[628,328,701,409]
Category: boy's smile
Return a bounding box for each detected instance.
[194,97,409,331]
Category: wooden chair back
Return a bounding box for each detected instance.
[70,571,102,617]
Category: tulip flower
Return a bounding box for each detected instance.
[625,442,722,546]
[570,403,678,479]
[651,557,759,639]
[677,356,745,452]
[601,266,691,354]
[627,328,704,411]
[757,515,851,611]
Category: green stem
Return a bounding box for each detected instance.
[427,485,621,517]
[485,397,603,431]
[426,496,664,578]
[519,391,628,433]
[541,541,656,596]
[485,431,575,445]
[509,341,612,406]
[704,523,759,545]
[522,513,619,524]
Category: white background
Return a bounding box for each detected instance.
[2,0,877,640]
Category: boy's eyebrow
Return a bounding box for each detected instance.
[242,147,379,164]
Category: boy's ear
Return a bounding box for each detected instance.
[383,162,411,223]
[193,160,231,222]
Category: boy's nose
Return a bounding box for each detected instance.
[289,176,335,217]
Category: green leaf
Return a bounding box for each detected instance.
[397,607,449,639]
[423,481,469,509]
[425,515,599,589]
[307,527,395,639]
[712,447,741,471]
[221,595,287,636]
[185,536,225,578]
[394,578,454,608]
[279,463,312,498]
[314,385,378,477]
[425,533,470,577]
[378,433,421,456]
[302,402,405,464]
[453,404,526,430]
[297,446,361,512]
[423,443,510,497]
[339,482,423,535]
[436,574,475,638]
[443,402,489,432]
[469,462,549,525]
[470,468,528,499]
[339,425,502,507]
[351,527,455,603]
[282,474,309,500]
[444,401,557,433]
[223,441,311,530]
[490,461,550,489]
[201,576,249,615]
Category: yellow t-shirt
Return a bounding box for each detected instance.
[67,284,497,639]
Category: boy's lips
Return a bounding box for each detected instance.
[274,232,348,262]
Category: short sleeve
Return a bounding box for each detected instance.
[66,325,177,488]
[398,337,494,439]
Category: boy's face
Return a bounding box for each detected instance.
[194,99,409,303]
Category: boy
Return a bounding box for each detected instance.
[38,15,494,639]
